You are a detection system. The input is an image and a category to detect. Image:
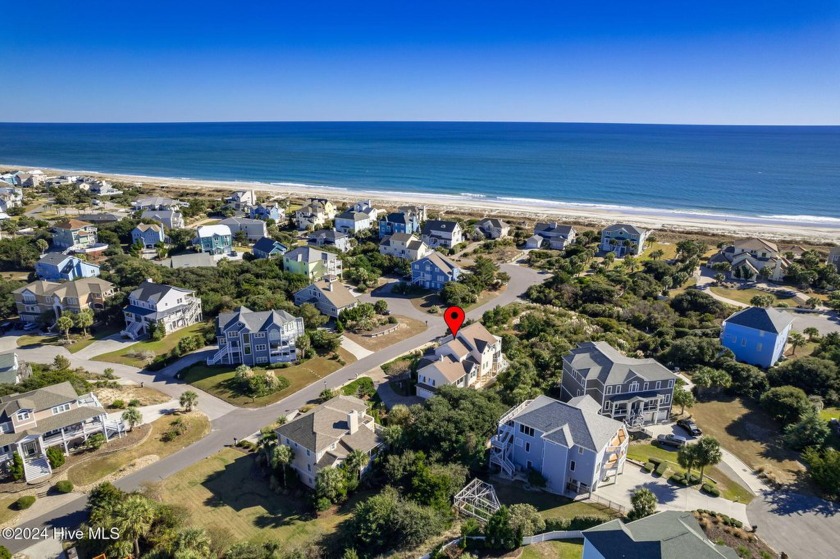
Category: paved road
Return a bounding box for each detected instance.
[747,490,840,559]
[2,262,543,553]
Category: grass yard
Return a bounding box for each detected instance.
[521,540,583,559]
[159,448,356,549]
[15,324,121,353]
[709,286,794,307]
[93,322,210,367]
[493,480,620,522]
[66,324,123,353]
[627,442,754,504]
[689,396,805,485]
[66,411,210,487]
[0,497,18,526]
[343,315,427,352]
[641,241,678,261]
[180,348,356,407]
[819,406,840,421]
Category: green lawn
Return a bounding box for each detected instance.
[640,241,678,261]
[14,324,121,353]
[160,448,360,549]
[493,480,620,522]
[628,442,755,504]
[93,323,210,367]
[709,286,794,307]
[820,407,840,421]
[180,349,356,407]
[67,324,123,353]
[0,496,18,526]
[521,540,583,559]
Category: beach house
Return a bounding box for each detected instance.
[294,198,336,230]
[0,382,125,483]
[225,190,256,210]
[141,208,184,230]
[561,341,677,426]
[721,306,794,368]
[220,217,268,241]
[251,237,288,259]
[378,206,424,238]
[283,247,342,280]
[411,253,461,290]
[207,306,305,366]
[121,279,203,340]
[475,218,510,240]
[379,233,432,261]
[335,200,378,234]
[534,222,577,249]
[131,223,165,249]
[489,395,628,496]
[0,352,27,385]
[275,395,383,488]
[195,224,233,255]
[132,196,188,211]
[52,219,97,250]
[421,220,464,249]
[294,277,358,318]
[415,323,506,399]
[599,224,648,257]
[722,238,789,282]
[307,229,351,253]
[13,278,116,323]
[582,511,741,559]
[35,253,100,282]
[249,202,285,222]
[0,187,23,215]
[829,246,840,272]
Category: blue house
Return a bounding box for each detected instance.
[411,253,461,290]
[379,209,422,238]
[35,253,100,282]
[721,307,794,368]
[131,223,165,249]
[252,237,288,259]
[249,203,284,222]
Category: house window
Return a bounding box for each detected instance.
[17,411,30,421]
[525,442,530,453]
[255,344,267,351]
[643,382,648,391]
[629,382,639,393]
[526,460,533,470]
[307,464,311,471]
[756,343,763,352]
[668,380,674,387]
[578,446,584,454]
[655,381,661,390]
[606,385,613,395]
[614,386,621,394]
[519,424,535,437]
[741,338,747,347]
[604,401,612,411]
[570,461,576,472]
[306,449,310,456]
[664,394,671,404]
[52,403,71,415]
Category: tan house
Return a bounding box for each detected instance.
[476,218,510,240]
[0,382,124,483]
[293,277,358,318]
[726,238,789,281]
[13,278,116,323]
[379,233,432,261]
[416,322,507,399]
[275,395,383,488]
[294,198,337,230]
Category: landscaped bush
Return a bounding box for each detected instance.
[15,496,36,510]
[161,418,187,442]
[85,432,106,451]
[670,472,687,485]
[702,483,721,497]
[110,399,126,409]
[46,446,65,469]
[341,377,376,398]
[648,457,662,466]
[655,462,669,476]
[236,440,257,451]
[688,473,701,485]
[643,461,655,473]
[568,515,611,530]
[128,399,141,407]
[54,480,74,494]
[526,468,547,488]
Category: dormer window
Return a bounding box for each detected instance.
[52,403,71,415]
[17,410,31,421]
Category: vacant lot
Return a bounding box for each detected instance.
[493,479,620,522]
[93,323,210,367]
[627,442,754,503]
[689,396,805,485]
[0,497,18,527]
[709,286,794,307]
[66,411,210,487]
[94,385,172,408]
[344,315,426,352]
[410,286,505,314]
[181,349,356,407]
[521,540,583,559]
[159,448,357,549]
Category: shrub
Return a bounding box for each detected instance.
[648,457,662,466]
[655,462,669,476]
[702,483,720,497]
[236,440,257,451]
[568,515,610,530]
[128,399,141,407]
[162,418,187,442]
[527,468,547,488]
[643,461,655,473]
[86,432,106,450]
[688,473,701,485]
[110,399,126,409]
[15,496,36,510]
[55,480,74,494]
[46,446,65,469]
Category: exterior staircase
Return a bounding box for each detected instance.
[206,345,227,366]
[120,320,144,340]
[24,456,52,483]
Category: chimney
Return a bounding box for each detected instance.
[347,410,359,435]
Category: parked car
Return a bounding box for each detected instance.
[677,418,702,436]
[657,433,689,448]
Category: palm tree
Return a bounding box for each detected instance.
[271,444,294,487]
[36,239,49,255]
[122,407,142,432]
[788,332,806,356]
[101,494,156,559]
[803,327,820,342]
[695,436,723,485]
[179,390,198,412]
[56,314,74,341]
[677,443,700,479]
[344,449,370,480]
[74,308,94,337]
[173,527,212,557]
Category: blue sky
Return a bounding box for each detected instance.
[1,1,838,124]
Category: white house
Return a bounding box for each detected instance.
[379,233,432,261]
[475,218,510,240]
[294,277,358,318]
[121,280,203,340]
[421,220,464,249]
[489,395,629,496]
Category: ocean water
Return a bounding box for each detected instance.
[1,122,838,222]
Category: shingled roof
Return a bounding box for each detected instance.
[724,307,794,334]
[565,341,675,384]
[513,395,624,452]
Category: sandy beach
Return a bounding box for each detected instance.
[8,164,840,243]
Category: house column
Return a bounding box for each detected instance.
[101,414,110,442]
[61,426,69,455]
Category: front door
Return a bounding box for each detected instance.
[22,440,39,457]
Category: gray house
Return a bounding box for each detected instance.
[534,222,577,249]
[141,209,184,230]
[207,306,305,366]
[490,395,628,496]
[561,341,676,426]
[220,217,268,242]
[307,229,351,253]
[131,223,165,249]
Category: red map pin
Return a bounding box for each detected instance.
[444,305,466,337]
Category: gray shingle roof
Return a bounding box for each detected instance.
[603,223,646,236]
[724,307,794,334]
[129,281,191,304]
[584,512,740,559]
[565,341,675,384]
[535,222,574,236]
[276,395,378,454]
[284,246,336,263]
[421,220,460,234]
[218,306,299,333]
[513,395,624,451]
[38,253,71,266]
[0,381,78,416]
[415,252,459,274]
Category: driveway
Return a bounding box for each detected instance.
[72,333,136,360]
[594,463,750,525]
[748,490,840,559]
